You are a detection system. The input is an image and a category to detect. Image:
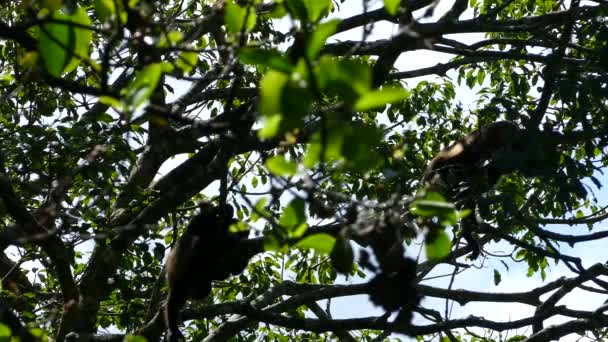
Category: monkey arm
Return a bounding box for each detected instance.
[208,236,263,280]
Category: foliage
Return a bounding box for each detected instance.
[0,0,608,341]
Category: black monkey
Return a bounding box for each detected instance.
[424,121,561,193]
[422,121,526,258]
[351,207,421,326]
[423,121,523,196]
[164,203,250,342]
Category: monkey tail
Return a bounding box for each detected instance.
[164,292,186,342]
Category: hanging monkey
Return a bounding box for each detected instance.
[164,203,251,342]
[351,207,420,324]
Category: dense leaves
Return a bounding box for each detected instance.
[0,0,608,341]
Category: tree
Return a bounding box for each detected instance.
[1,0,608,341]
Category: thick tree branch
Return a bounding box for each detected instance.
[535,205,608,225]
[533,262,608,333]
[335,0,437,33]
[111,79,172,214]
[439,0,468,22]
[526,314,608,342]
[523,222,608,246]
[431,45,588,69]
[389,56,507,80]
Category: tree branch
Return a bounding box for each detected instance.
[0,173,78,309]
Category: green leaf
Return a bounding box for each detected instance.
[96,112,114,123]
[176,50,198,73]
[18,51,39,69]
[265,156,297,176]
[95,0,127,22]
[493,269,502,285]
[303,121,379,170]
[292,222,309,238]
[411,200,458,226]
[224,1,257,34]
[259,70,289,116]
[39,7,92,77]
[60,7,92,74]
[354,87,410,111]
[280,76,313,119]
[286,0,309,22]
[245,11,257,32]
[0,74,14,85]
[158,31,183,48]
[476,69,486,86]
[160,61,174,73]
[303,139,321,168]
[410,193,452,216]
[239,48,293,73]
[42,0,63,11]
[384,0,400,16]
[410,192,460,226]
[258,114,283,139]
[425,230,452,261]
[279,199,307,231]
[0,324,11,340]
[224,1,242,33]
[342,124,382,170]
[95,0,114,21]
[303,127,347,168]
[317,57,371,102]
[304,0,332,22]
[124,335,147,342]
[263,235,284,252]
[295,233,336,254]
[229,221,249,234]
[257,66,313,137]
[99,96,122,110]
[457,208,472,220]
[38,14,70,77]
[262,4,287,19]
[29,328,46,340]
[121,63,163,110]
[307,19,340,60]
[251,198,270,222]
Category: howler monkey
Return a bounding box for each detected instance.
[423,121,525,258]
[164,203,250,342]
[423,121,523,195]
